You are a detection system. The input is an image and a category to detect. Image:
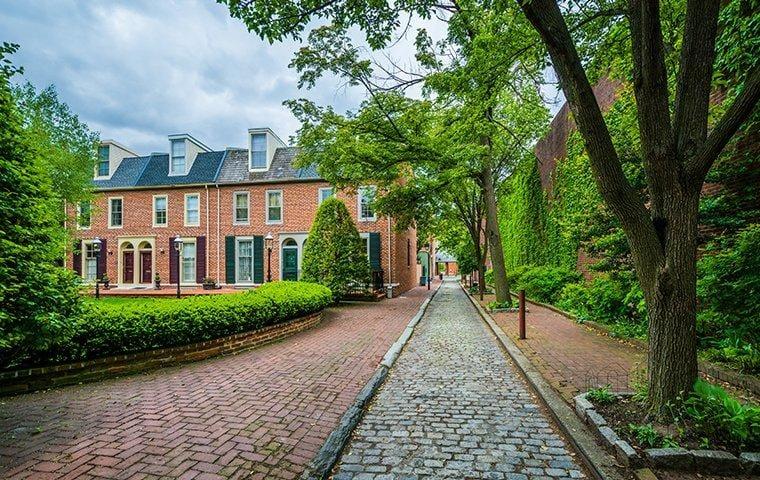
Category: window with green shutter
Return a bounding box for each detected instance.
[225,236,236,284]
[369,232,381,271]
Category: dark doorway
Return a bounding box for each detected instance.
[123,251,134,284]
[140,251,152,283]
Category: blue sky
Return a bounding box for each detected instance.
[1,1,561,156]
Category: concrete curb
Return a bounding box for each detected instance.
[462,283,625,480]
[300,283,442,480]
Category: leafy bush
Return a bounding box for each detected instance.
[586,385,615,405]
[21,281,332,368]
[697,224,760,346]
[626,423,679,449]
[302,197,371,300]
[515,266,582,304]
[702,336,760,374]
[684,379,760,451]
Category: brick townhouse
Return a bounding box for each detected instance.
[66,128,418,295]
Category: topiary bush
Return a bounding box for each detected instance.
[302,197,371,300]
[18,281,332,368]
[515,266,582,304]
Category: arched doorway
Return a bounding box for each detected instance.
[138,241,153,284]
[121,241,135,284]
[282,238,298,280]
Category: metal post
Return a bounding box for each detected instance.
[95,278,100,300]
[518,289,526,339]
[427,252,431,290]
[176,247,181,298]
[267,248,272,282]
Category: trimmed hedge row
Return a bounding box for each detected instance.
[36,281,332,366]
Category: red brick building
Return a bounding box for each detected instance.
[66,128,418,295]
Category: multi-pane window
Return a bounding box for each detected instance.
[97,146,109,176]
[358,186,376,221]
[360,235,370,260]
[181,241,196,283]
[153,196,167,226]
[77,201,91,229]
[236,239,254,283]
[318,187,334,204]
[170,140,186,174]
[250,133,267,169]
[266,190,282,223]
[109,197,123,227]
[234,192,249,224]
[185,194,200,226]
[84,242,98,282]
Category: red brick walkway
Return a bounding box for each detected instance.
[0,283,438,480]
[476,292,645,403]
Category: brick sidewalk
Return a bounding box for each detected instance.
[0,282,438,480]
[475,291,645,403]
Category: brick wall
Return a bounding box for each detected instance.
[67,181,417,295]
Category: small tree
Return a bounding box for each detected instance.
[302,197,370,300]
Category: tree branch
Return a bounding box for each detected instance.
[687,67,760,182]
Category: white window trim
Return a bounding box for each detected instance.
[76,202,91,230]
[169,139,187,176]
[318,187,334,205]
[152,195,168,228]
[249,133,268,171]
[95,146,110,179]
[81,239,98,284]
[357,186,377,222]
[235,236,256,284]
[265,189,283,225]
[107,196,123,229]
[233,191,250,225]
[179,237,197,285]
[184,193,201,227]
[359,232,371,259]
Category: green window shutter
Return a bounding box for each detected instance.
[369,232,381,271]
[253,236,264,283]
[225,235,236,284]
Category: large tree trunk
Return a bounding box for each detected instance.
[642,190,700,410]
[481,165,512,306]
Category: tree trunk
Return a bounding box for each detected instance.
[481,165,511,306]
[643,190,700,411]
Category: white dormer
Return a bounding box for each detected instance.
[95,140,139,180]
[167,134,211,176]
[248,128,286,172]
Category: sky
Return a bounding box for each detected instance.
[0,0,561,156]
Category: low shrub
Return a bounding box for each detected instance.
[22,281,332,368]
[515,266,582,304]
[586,384,615,405]
[684,379,760,451]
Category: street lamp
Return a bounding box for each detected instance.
[173,237,184,298]
[264,232,273,282]
[427,242,432,290]
[92,237,102,300]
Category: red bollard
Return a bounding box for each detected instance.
[518,290,526,340]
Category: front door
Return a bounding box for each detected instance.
[283,248,298,280]
[123,251,134,284]
[140,251,152,283]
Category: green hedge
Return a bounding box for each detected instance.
[514,266,582,304]
[30,281,332,367]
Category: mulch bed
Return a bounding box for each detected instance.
[594,396,740,455]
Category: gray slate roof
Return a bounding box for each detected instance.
[216,147,320,184]
[93,147,319,191]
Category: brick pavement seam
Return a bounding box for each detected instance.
[300,281,443,480]
[462,282,625,480]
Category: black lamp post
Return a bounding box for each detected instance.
[265,232,273,282]
[427,242,432,290]
[173,237,183,298]
[92,237,102,300]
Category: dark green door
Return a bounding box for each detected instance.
[283,248,298,280]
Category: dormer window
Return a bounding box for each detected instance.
[170,139,186,175]
[97,145,110,177]
[250,133,267,169]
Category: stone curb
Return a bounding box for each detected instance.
[462,283,624,480]
[575,393,758,475]
[300,283,442,480]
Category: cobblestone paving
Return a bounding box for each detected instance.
[334,279,586,479]
[0,283,437,480]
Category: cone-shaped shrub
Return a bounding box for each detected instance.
[302,196,371,300]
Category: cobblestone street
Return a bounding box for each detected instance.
[334,279,587,479]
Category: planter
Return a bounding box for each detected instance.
[574,392,757,474]
[203,283,216,290]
